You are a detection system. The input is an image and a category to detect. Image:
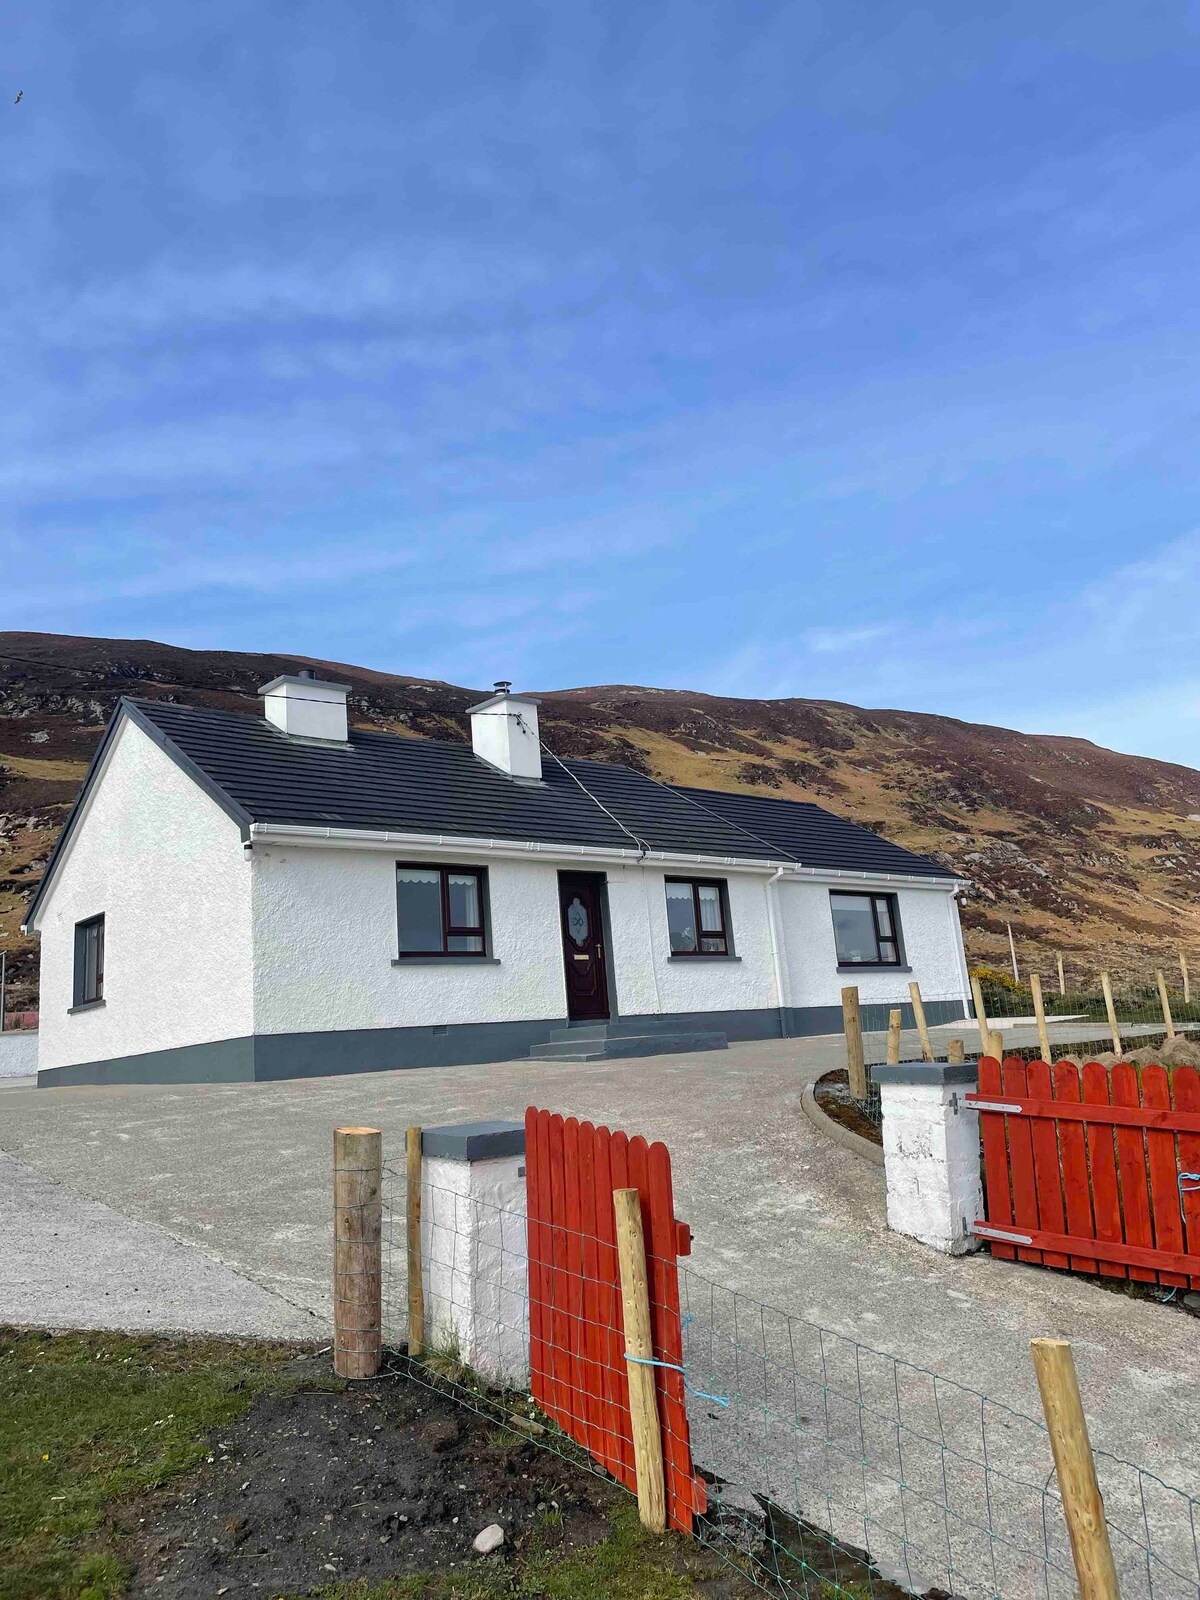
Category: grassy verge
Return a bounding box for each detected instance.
[0,1328,317,1600]
[0,1329,762,1600]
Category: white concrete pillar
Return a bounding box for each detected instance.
[420,1120,529,1387]
[870,1062,983,1255]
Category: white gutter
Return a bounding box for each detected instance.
[246,821,964,889]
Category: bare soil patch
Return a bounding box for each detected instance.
[114,1351,753,1599]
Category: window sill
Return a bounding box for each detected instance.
[68,999,106,1014]
[836,964,911,974]
[668,954,741,963]
[392,957,501,966]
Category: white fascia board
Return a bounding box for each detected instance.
[246,821,964,887]
[780,866,966,891]
[247,822,785,874]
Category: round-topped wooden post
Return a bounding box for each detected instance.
[333,1127,382,1379]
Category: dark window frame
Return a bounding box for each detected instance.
[73,913,105,1007]
[829,890,904,968]
[664,876,731,957]
[395,863,488,958]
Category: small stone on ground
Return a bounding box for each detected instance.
[473,1523,505,1555]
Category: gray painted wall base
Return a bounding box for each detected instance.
[37,998,969,1087]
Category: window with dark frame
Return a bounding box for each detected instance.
[396,865,487,956]
[73,914,105,1006]
[830,891,902,967]
[664,877,730,956]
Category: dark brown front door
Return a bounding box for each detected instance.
[558,873,610,1022]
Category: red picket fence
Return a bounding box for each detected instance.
[969,1056,1200,1287]
[524,1106,706,1534]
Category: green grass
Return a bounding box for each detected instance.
[306,1501,731,1599]
[0,1331,760,1600]
[0,1328,322,1600]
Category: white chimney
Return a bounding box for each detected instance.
[259,669,349,743]
[467,681,542,780]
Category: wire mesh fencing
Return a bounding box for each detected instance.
[831,959,1200,1141]
[964,962,1200,1070]
[376,1165,1200,1600]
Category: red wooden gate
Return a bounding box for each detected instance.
[968,1057,1200,1287]
[524,1107,706,1533]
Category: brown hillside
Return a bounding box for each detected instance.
[3,632,1199,1011]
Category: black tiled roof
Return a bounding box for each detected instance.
[668,784,951,879]
[126,700,762,858]
[123,698,950,877]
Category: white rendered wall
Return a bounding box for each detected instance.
[879,1079,983,1254]
[250,849,783,1034]
[778,880,970,1014]
[604,864,778,1018]
[250,848,568,1033]
[420,1150,529,1386]
[0,1031,38,1077]
[34,719,254,1072]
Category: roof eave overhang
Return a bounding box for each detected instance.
[246,821,964,888]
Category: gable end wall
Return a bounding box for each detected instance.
[35,718,253,1072]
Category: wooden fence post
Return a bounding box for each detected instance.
[1030,972,1053,1065]
[841,985,867,1100]
[908,981,933,1062]
[1156,970,1176,1040]
[886,1007,902,1065]
[986,1029,1005,1061]
[1100,972,1123,1059]
[333,1126,382,1380]
[947,1037,965,1065]
[969,972,990,1056]
[406,1125,425,1358]
[1180,951,1191,1006]
[1031,1339,1121,1600]
[614,1187,667,1534]
[1057,952,1066,996]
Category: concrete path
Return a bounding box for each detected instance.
[2,1041,1197,1594]
[0,1143,319,1339]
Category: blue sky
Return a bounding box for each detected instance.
[6,3,1200,764]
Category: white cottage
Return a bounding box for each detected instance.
[23,675,972,1086]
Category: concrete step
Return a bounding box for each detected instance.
[548,1019,726,1044]
[530,1031,728,1062]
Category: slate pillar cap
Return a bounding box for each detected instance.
[421,1120,526,1161]
[870,1061,980,1088]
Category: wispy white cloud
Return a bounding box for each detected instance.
[801,624,892,654]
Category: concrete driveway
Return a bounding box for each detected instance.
[2,1038,1197,1595]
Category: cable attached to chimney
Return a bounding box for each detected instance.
[537,736,651,859]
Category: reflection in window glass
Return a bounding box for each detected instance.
[397,868,443,953]
[448,873,480,928]
[665,880,697,953]
[665,879,729,955]
[396,866,486,956]
[698,884,722,931]
[830,892,902,966]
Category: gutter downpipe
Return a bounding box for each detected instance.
[765,866,790,1040]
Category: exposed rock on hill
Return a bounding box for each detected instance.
[3,632,1198,1009]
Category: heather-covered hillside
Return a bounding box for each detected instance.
[3,632,1199,1010]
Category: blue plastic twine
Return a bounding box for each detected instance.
[624,1314,730,1408]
